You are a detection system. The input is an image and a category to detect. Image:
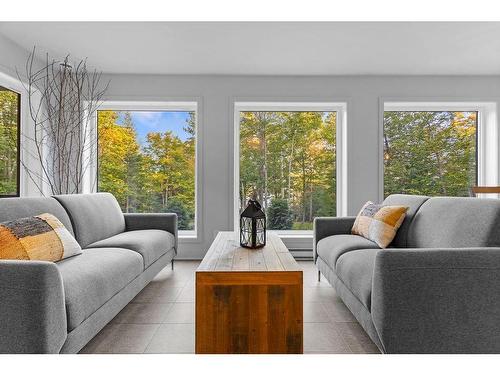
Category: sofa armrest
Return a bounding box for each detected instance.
[0,260,67,353]
[123,213,178,253]
[313,216,356,262]
[371,248,500,353]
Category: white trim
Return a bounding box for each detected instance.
[384,101,496,112]
[232,101,348,243]
[96,101,198,112]
[380,99,498,201]
[88,100,201,239]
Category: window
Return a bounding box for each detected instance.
[97,107,196,231]
[383,110,478,197]
[0,85,20,197]
[237,103,344,231]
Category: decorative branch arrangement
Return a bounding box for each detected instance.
[19,47,108,195]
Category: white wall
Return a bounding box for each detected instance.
[0,32,32,77]
[101,73,500,259]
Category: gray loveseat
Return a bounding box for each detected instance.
[314,194,500,354]
[0,193,177,354]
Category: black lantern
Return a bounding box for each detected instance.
[240,199,266,248]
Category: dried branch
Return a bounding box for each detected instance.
[17,47,109,195]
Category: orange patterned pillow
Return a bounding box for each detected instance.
[0,213,82,261]
[351,201,408,248]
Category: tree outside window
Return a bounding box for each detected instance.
[384,111,477,197]
[0,86,20,197]
[97,110,196,230]
[239,111,336,230]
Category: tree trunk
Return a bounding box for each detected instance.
[435,152,447,195]
[240,181,247,209]
[288,137,295,201]
[280,152,285,198]
[263,135,268,209]
[309,184,313,222]
[257,113,268,208]
[302,156,306,223]
[384,134,390,167]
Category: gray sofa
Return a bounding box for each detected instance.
[314,194,500,354]
[0,193,177,354]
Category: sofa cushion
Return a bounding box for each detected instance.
[407,197,500,248]
[57,248,143,331]
[0,213,82,262]
[336,249,379,311]
[53,193,125,248]
[351,201,408,248]
[382,194,429,247]
[86,229,175,269]
[0,197,75,237]
[316,234,380,269]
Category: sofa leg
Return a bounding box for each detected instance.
[318,270,321,282]
[171,259,174,271]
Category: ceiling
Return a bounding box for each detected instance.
[1,22,500,75]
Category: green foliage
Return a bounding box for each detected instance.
[164,197,192,229]
[267,198,293,230]
[98,110,196,230]
[240,111,336,229]
[384,111,477,197]
[0,88,19,196]
[292,222,313,230]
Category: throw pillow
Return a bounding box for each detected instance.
[0,213,82,261]
[351,201,408,248]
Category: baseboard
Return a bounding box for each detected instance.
[289,250,313,259]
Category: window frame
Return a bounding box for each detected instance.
[93,101,201,239]
[233,101,348,239]
[0,81,21,198]
[380,100,498,201]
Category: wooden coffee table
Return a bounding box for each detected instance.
[195,231,303,354]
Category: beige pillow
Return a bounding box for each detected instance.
[0,213,82,261]
[351,201,408,248]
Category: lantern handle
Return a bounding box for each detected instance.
[248,199,262,210]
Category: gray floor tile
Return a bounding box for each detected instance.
[80,324,159,354]
[321,300,357,322]
[145,323,195,353]
[304,302,331,323]
[132,284,183,303]
[303,286,339,302]
[113,303,173,324]
[164,303,195,323]
[151,269,189,288]
[176,285,195,302]
[173,261,200,277]
[173,260,200,271]
[298,261,332,288]
[304,323,351,353]
[337,322,380,354]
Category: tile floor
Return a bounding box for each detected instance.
[80,260,380,354]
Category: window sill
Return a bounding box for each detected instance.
[179,230,199,242]
[268,230,313,238]
[268,230,314,251]
[231,230,313,239]
[229,230,313,250]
